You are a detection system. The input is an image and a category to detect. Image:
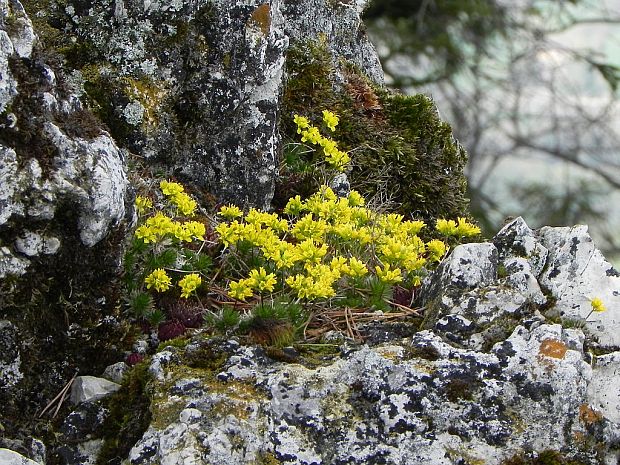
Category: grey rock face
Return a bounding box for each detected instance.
[60,0,288,210]
[70,376,121,404]
[0,0,130,278]
[538,224,620,347]
[102,361,130,384]
[56,402,109,465]
[0,320,22,390]
[52,0,380,210]
[128,325,619,465]
[0,448,41,465]
[281,0,384,84]
[418,217,620,351]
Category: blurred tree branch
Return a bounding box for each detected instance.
[365,0,620,260]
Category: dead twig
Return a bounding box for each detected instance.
[38,372,77,418]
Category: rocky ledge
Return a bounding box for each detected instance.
[117,217,619,465]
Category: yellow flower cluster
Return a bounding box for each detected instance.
[293,111,350,172]
[160,180,197,216]
[436,217,481,237]
[135,212,205,244]
[134,182,204,245]
[145,268,172,292]
[135,196,153,215]
[179,273,202,298]
[144,269,202,298]
[228,267,277,301]
[217,186,450,301]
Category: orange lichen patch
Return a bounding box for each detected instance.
[579,404,604,425]
[250,4,271,36]
[538,339,568,359]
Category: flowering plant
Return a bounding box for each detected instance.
[124,181,210,326]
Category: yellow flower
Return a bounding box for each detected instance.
[160,180,184,197]
[591,297,607,313]
[379,236,410,265]
[262,240,299,269]
[284,195,305,216]
[184,221,206,241]
[285,273,335,300]
[295,240,328,265]
[247,267,277,293]
[219,205,244,219]
[329,256,350,277]
[291,214,327,242]
[402,220,425,236]
[174,222,193,242]
[228,279,253,301]
[324,147,350,172]
[436,219,458,236]
[145,268,172,292]
[216,221,241,248]
[172,192,197,216]
[294,114,310,133]
[347,257,368,277]
[135,196,153,215]
[347,190,365,207]
[179,273,202,298]
[403,255,426,272]
[318,185,337,202]
[322,110,339,132]
[135,225,158,243]
[455,217,481,237]
[375,263,403,284]
[300,126,322,145]
[426,239,447,262]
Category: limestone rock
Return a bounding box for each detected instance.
[418,217,620,351]
[538,224,620,347]
[0,448,41,465]
[56,402,109,465]
[127,323,618,465]
[102,361,130,384]
[281,0,384,84]
[70,376,121,404]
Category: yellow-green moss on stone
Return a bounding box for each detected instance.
[280,40,470,226]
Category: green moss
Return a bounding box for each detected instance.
[280,40,471,227]
[501,450,588,465]
[252,451,282,465]
[157,336,190,352]
[97,362,153,465]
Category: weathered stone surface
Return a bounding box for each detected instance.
[54,0,288,210]
[538,224,620,347]
[418,217,619,351]
[102,361,130,384]
[70,376,121,404]
[127,323,618,465]
[0,0,131,450]
[0,320,22,390]
[124,218,620,464]
[0,448,41,465]
[281,0,384,84]
[55,402,109,465]
[32,0,382,210]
